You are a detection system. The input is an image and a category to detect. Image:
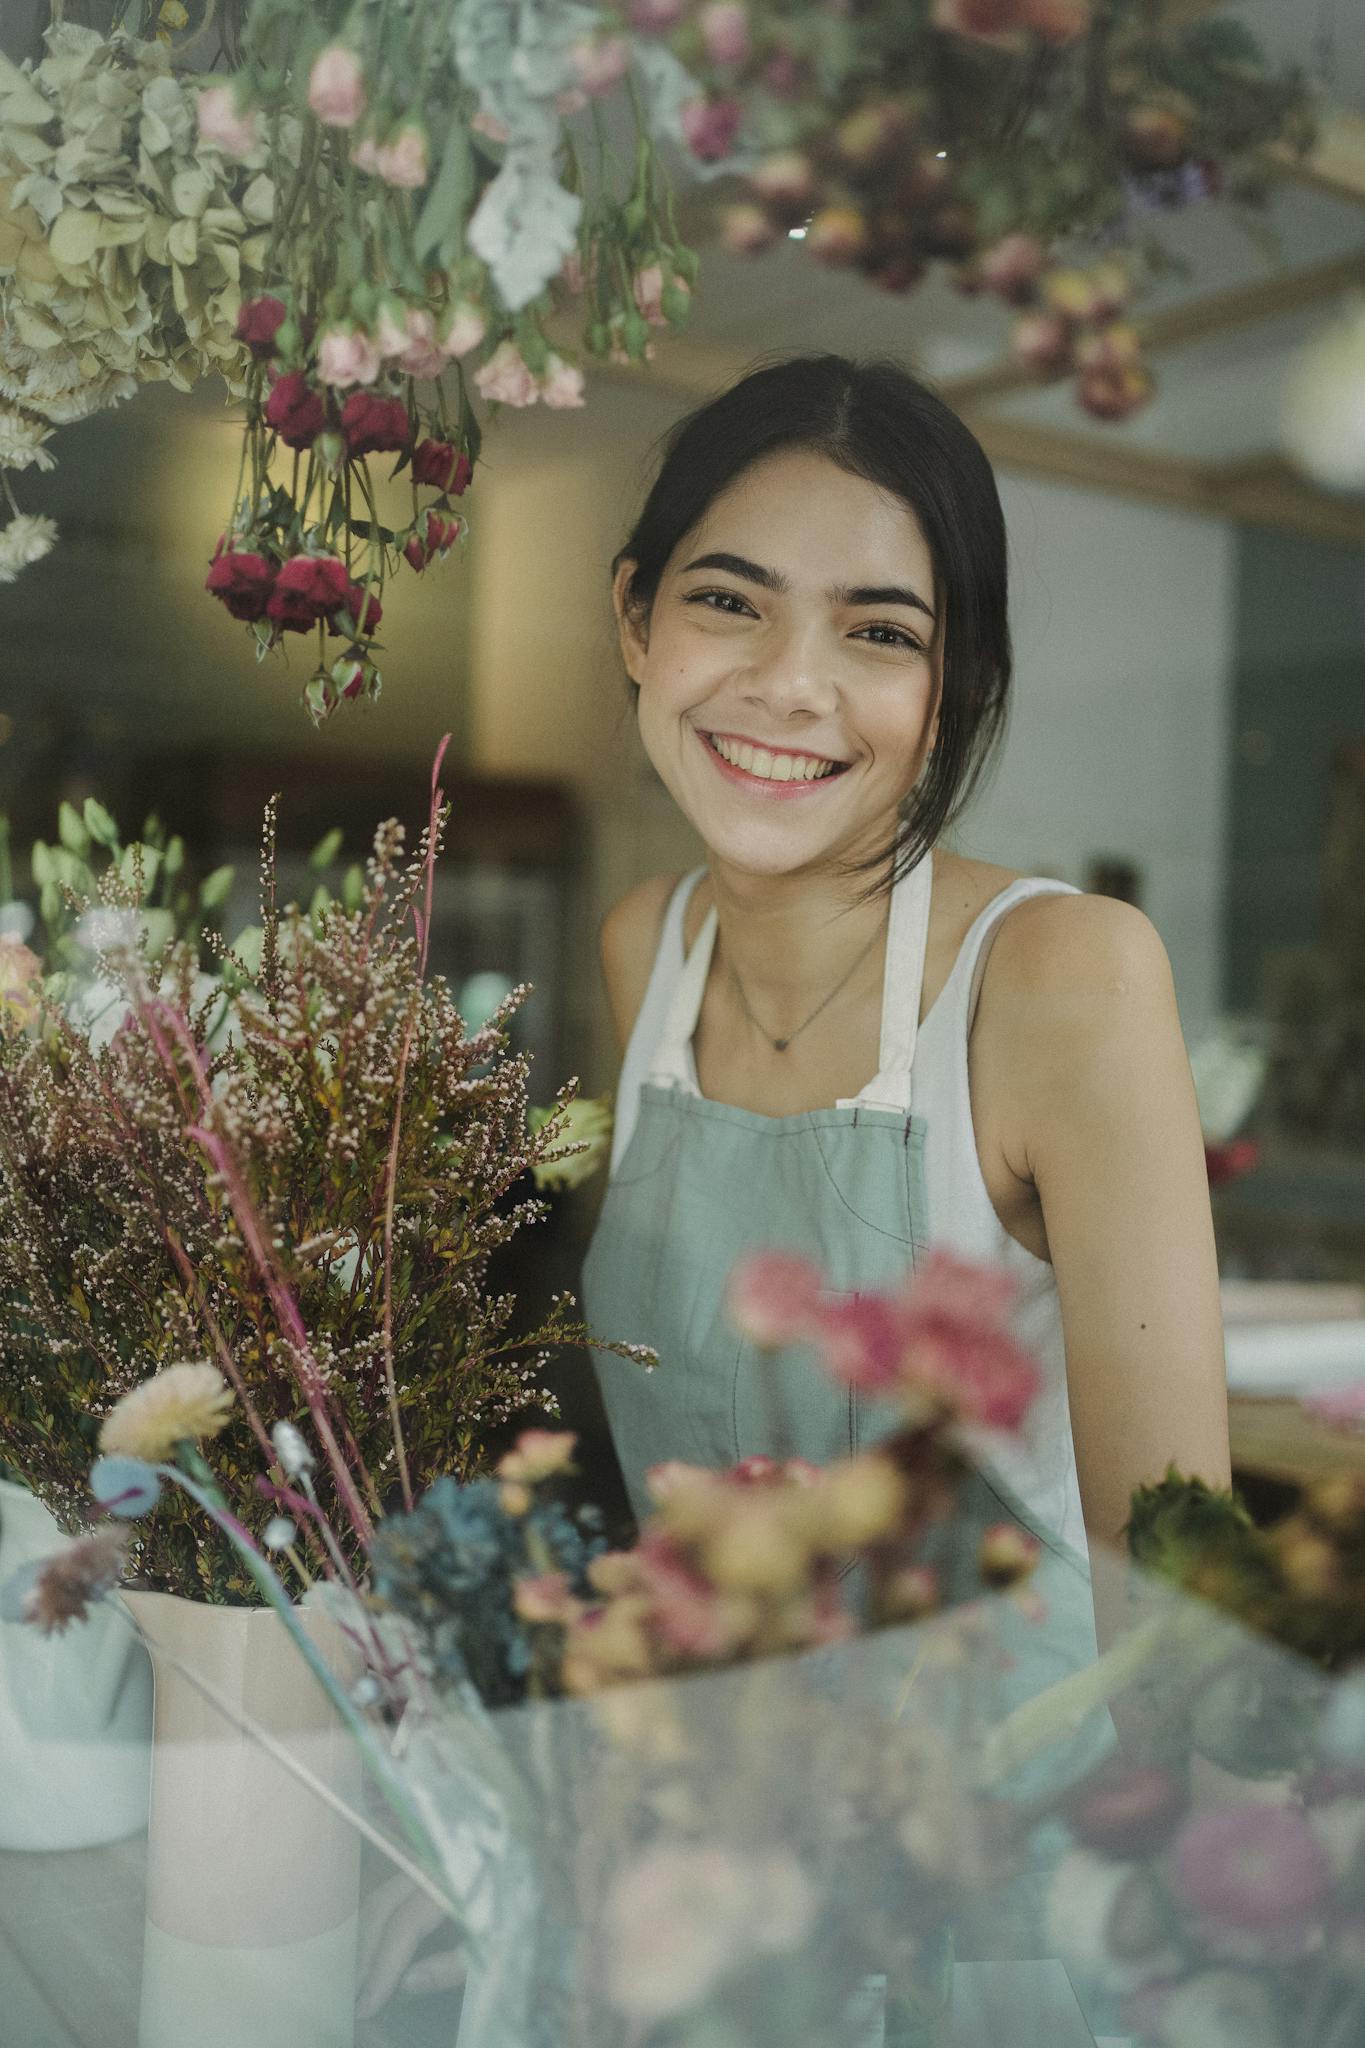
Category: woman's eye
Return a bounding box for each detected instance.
[855,623,925,653]
[686,588,754,617]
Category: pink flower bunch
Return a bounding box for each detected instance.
[725,1246,1042,1434]
[350,124,430,189]
[472,343,587,411]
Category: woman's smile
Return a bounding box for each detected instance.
[694,724,853,799]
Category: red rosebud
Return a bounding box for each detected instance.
[266,554,351,632]
[403,533,427,573]
[411,437,472,495]
[264,371,326,449]
[339,391,411,458]
[1205,1137,1260,1187]
[235,295,288,360]
[341,580,383,634]
[205,550,276,622]
[425,510,462,558]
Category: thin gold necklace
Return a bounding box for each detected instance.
[724,911,888,1054]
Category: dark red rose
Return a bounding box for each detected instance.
[266,554,352,632]
[340,392,411,458]
[411,437,472,495]
[235,295,288,360]
[403,532,427,573]
[264,370,326,449]
[205,550,276,622]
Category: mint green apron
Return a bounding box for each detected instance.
[583,851,1112,1830]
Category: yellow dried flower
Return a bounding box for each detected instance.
[99,1361,234,1462]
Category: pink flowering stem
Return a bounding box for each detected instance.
[140,997,377,1550]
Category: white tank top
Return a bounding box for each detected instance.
[608,861,1090,1558]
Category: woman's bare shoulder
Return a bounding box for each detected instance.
[598,871,688,1054]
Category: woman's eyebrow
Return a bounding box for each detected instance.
[680,550,786,591]
[681,552,935,624]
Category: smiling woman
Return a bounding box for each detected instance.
[583,356,1230,1742]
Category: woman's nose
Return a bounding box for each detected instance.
[737,615,838,719]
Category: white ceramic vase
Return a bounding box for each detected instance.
[0,1476,152,1850]
[123,1588,363,2048]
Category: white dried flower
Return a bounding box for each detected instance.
[271,1419,314,1476]
[0,512,56,582]
[99,1361,234,1462]
[0,408,55,471]
[262,1515,297,1550]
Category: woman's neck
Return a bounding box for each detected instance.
[703,855,894,1026]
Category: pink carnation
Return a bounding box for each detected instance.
[474,341,539,408]
[307,45,366,128]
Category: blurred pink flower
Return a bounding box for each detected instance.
[308,45,366,128]
[513,1572,581,1624]
[637,1533,750,1657]
[317,328,381,388]
[441,302,488,359]
[681,96,743,163]
[397,309,445,380]
[725,1250,823,1348]
[540,355,586,409]
[349,135,381,174]
[700,2,751,65]
[632,264,668,327]
[374,126,429,189]
[629,0,686,29]
[603,1844,752,2020]
[570,36,631,97]
[196,85,260,160]
[897,1249,1039,1431]
[471,109,511,145]
[474,341,539,407]
[1171,1804,1333,1938]
[816,1292,911,1393]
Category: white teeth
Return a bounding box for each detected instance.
[709,734,839,783]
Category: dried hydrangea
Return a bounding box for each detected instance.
[0,26,277,419]
[0,512,56,582]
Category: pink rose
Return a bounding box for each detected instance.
[569,36,631,97]
[307,45,366,129]
[441,302,487,358]
[725,1251,823,1349]
[397,309,444,379]
[339,391,410,457]
[473,341,538,408]
[317,328,381,388]
[196,84,261,161]
[540,354,585,409]
[349,135,381,174]
[263,370,325,448]
[205,549,276,622]
[680,96,743,163]
[265,555,351,633]
[375,302,409,359]
[815,1294,913,1394]
[374,125,430,189]
[700,2,751,66]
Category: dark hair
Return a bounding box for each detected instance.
[615,353,1011,891]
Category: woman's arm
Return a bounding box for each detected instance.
[978,893,1231,1598]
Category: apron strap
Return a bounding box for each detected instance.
[647,852,934,1114]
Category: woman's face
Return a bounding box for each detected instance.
[617,448,942,884]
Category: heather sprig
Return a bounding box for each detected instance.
[0,751,647,1599]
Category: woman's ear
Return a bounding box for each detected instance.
[611,558,649,686]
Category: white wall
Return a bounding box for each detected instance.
[955,474,1237,1041]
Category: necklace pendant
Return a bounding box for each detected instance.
[773,1038,789,1053]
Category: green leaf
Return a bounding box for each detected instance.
[308,828,343,872]
[57,802,90,857]
[341,864,364,912]
[198,864,235,910]
[414,129,472,269]
[83,798,119,849]
[117,843,160,893]
[346,520,399,544]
